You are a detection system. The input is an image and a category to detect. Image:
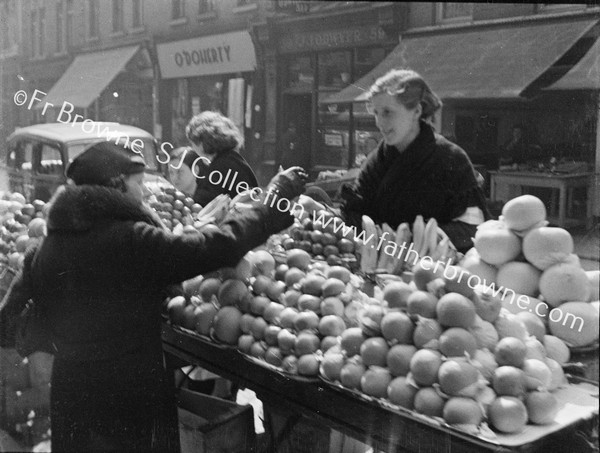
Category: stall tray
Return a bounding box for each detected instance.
[320,375,599,451]
[170,324,237,350]
[240,353,320,384]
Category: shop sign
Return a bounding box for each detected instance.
[274,0,312,14]
[279,25,387,53]
[157,31,256,79]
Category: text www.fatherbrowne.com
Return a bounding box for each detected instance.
[311,211,587,333]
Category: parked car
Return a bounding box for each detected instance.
[2,122,171,201]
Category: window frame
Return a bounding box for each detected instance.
[111,0,124,34]
[132,0,144,29]
[435,2,473,24]
[87,0,99,40]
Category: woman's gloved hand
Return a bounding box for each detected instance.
[267,166,308,202]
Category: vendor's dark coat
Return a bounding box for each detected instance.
[340,122,489,250]
[193,148,258,206]
[0,184,293,452]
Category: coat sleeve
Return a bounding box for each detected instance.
[340,147,382,228]
[0,244,39,348]
[128,197,294,286]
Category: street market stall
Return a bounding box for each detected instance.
[1,187,599,452]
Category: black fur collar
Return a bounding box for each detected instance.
[46,184,164,232]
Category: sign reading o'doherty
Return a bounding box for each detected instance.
[157,31,256,79]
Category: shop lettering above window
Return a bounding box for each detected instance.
[174,45,231,67]
[279,26,387,53]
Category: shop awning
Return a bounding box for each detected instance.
[322,17,598,103]
[545,37,600,90]
[38,45,140,109]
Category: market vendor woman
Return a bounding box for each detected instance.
[339,69,489,253]
[0,142,307,452]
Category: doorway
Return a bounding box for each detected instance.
[280,93,312,170]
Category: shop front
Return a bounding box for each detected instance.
[35,45,155,133]
[253,2,403,181]
[156,30,257,157]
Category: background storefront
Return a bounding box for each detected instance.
[156,31,257,155]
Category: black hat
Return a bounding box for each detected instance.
[66,141,146,186]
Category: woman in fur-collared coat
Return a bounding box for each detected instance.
[0,141,306,452]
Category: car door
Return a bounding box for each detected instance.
[6,138,35,201]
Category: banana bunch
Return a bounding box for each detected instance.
[357,214,458,275]
[194,194,231,228]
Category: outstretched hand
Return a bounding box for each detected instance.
[268,166,309,201]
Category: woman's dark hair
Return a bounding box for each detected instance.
[185,111,243,156]
[367,69,442,120]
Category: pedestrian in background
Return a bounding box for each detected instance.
[185,111,258,206]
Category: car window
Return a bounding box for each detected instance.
[136,138,159,171]
[39,143,63,175]
[7,140,34,171]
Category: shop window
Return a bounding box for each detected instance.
[30,2,45,58]
[317,51,352,91]
[436,2,473,22]
[112,0,124,33]
[285,55,314,91]
[132,0,143,28]
[198,0,215,15]
[0,1,17,54]
[315,92,350,169]
[88,0,99,39]
[56,0,65,53]
[172,0,185,19]
[66,0,74,46]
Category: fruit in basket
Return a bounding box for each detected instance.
[438,360,480,397]
[382,281,414,309]
[282,289,301,307]
[494,311,528,341]
[238,334,255,354]
[539,263,591,307]
[543,335,570,365]
[340,357,367,389]
[213,306,243,344]
[381,311,414,344]
[249,317,268,340]
[437,293,477,328]
[439,328,478,358]
[265,347,284,367]
[279,307,299,330]
[442,266,475,298]
[301,274,327,296]
[524,337,547,362]
[361,366,392,398]
[413,317,443,349]
[281,355,299,374]
[497,262,541,297]
[298,354,320,376]
[286,248,311,271]
[473,349,498,381]
[548,301,599,347]
[526,391,559,425]
[522,359,552,390]
[473,222,521,266]
[298,294,321,313]
[264,325,282,347]
[501,195,547,232]
[167,296,187,326]
[488,396,528,433]
[320,297,344,317]
[522,227,574,270]
[250,341,267,359]
[294,311,320,331]
[410,349,442,386]
[318,315,346,337]
[27,218,46,238]
[460,248,498,285]
[443,398,484,425]
[252,275,272,296]
[320,352,345,381]
[217,279,249,307]
[468,316,499,350]
[266,280,286,302]
[412,260,438,291]
[414,387,445,417]
[493,366,526,397]
[407,291,438,318]
[295,331,320,356]
[515,312,545,343]
[387,376,418,408]
[263,302,285,324]
[248,250,276,277]
[360,337,389,368]
[341,327,367,357]
[494,337,527,367]
[321,336,339,352]
[194,303,219,335]
[387,344,417,377]
[545,358,567,391]
[322,278,346,297]
[250,295,271,316]
[277,329,297,354]
[284,268,305,287]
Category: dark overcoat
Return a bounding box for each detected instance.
[0,184,292,452]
